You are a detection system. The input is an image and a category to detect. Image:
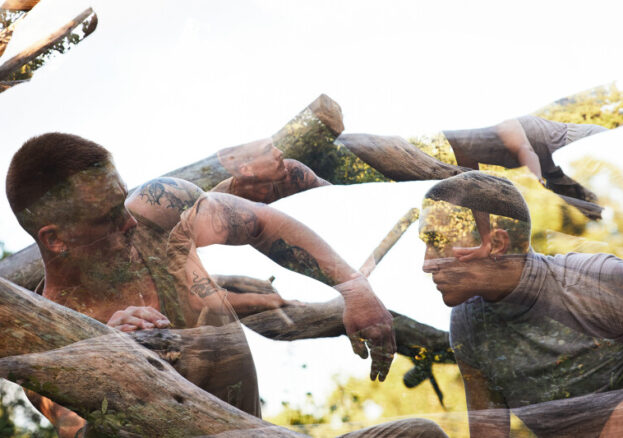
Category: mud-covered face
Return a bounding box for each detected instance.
[242,140,286,182]
[61,164,137,265]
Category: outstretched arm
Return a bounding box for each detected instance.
[497,119,545,184]
[191,191,395,381]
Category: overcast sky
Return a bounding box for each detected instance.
[2,0,623,417]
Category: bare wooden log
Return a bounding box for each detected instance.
[0,277,302,437]
[359,207,420,277]
[0,8,94,80]
[0,243,42,291]
[1,0,39,11]
[337,133,466,181]
[166,94,345,190]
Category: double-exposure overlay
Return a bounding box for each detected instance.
[0,2,622,437]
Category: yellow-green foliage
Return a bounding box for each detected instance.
[409,133,457,166]
[268,357,534,437]
[534,83,623,128]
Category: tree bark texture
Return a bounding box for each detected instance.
[0,277,304,437]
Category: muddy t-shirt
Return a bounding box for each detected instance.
[450,251,623,437]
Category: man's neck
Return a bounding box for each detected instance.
[42,252,158,322]
[480,255,526,302]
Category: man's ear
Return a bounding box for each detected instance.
[238,163,254,178]
[490,229,510,256]
[37,225,67,254]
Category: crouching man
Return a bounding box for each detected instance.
[419,171,623,437]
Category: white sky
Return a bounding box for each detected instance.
[2,0,623,418]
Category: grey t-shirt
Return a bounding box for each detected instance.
[442,116,607,171]
[450,251,623,437]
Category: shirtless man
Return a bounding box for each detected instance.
[6,132,395,437]
[211,137,330,203]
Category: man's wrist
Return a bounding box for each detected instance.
[334,273,371,298]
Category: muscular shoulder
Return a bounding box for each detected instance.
[283,159,330,189]
[126,177,204,231]
[548,252,623,288]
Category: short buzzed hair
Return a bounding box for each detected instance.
[6,133,111,235]
[425,171,530,223]
[424,171,531,253]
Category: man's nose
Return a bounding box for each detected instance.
[422,247,440,273]
[273,146,283,160]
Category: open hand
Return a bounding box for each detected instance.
[338,274,396,382]
[107,306,171,332]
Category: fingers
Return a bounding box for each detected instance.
[369,344,395,382]
[452,246,489,262]
[129,306,170,327]
[348,335,368,359]
[360,323,396,382]
[107,306,171,331]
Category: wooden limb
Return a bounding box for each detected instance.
[0,277,302,437]
[0,243,42,291]
[0,7,94,80]
[359,207,420,277]
[166,94,344,191]
[272,94,347,183]
[337,133,467,181]
[1,0,39,11]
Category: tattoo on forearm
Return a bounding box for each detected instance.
[289,163,328,190]
[209,196,260,245]
[268,239,336,285]
[190,271,218,298]
[138,178,203,213]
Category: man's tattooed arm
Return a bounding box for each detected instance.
[193,192,262,246]
[193,192,353,286]
[285,160,331,191]
[137,177,203,212]
[268,238,336,286]
[127,177,204,230]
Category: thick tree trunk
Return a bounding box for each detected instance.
[0,277,302,437]
[0,8,95,80]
